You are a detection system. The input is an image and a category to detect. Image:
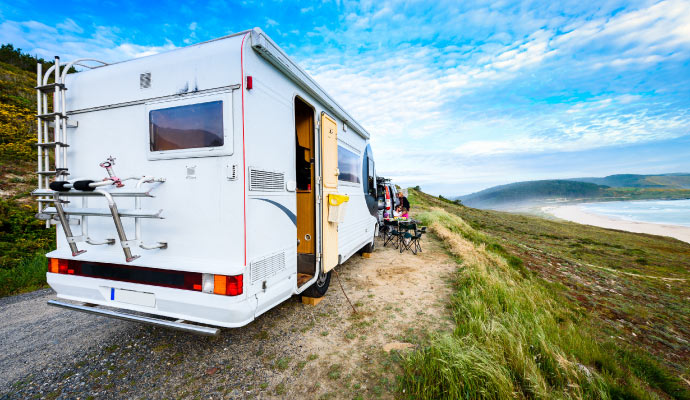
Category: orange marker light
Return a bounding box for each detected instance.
[214,275,227,295]
[49,258,59,273]
[210,275,243,296]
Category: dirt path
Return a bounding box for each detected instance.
[0,234,455,399]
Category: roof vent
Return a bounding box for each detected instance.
[140,72,151,89]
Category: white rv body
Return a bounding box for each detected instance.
[36,28,378,331]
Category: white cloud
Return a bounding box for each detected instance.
[0,18,177,63]
[553,0,690,67]
[452,107,690,156]
[56,18,83,34]
[298,0,690,165]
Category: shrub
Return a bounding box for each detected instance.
[0,198,54,270]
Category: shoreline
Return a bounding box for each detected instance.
[542,204,690,244]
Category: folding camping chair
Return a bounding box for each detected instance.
[383,219,401,248]
[400,224,426,255]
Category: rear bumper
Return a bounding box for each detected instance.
[47,273,257,328]
[47,300,219,335]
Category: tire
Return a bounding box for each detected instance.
[361,224,377,253]
[303,269,331,298]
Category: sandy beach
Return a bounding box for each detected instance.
[542,204,690,244]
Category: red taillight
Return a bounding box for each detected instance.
[50,258,70,274]
[227,275,243,296]
[49,259,203,292]
[213,274,243,296]
[246,75,253,90]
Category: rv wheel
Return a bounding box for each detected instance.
[303,270,331,298]
[361,224,377,253]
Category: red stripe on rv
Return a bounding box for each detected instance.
[241,33,248,266]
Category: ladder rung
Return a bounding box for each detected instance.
[35,83,65,93]
[34,142,70,148]
[37,112,68,120]
[42,207,164,219]
[36,168,69,176]
[32,189,155,198]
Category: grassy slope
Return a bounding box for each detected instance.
[0,59,54,295]
[400,189,690,399]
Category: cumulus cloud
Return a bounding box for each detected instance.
[2,0,688,194]
[0,18,177,63]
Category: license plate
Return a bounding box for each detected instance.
[110,288,156,307]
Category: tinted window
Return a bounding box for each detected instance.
[368,159,375,196]
[150,101,224,151]
[362,144,376,196]
[338,146,360,183]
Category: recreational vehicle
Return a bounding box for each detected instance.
[32,28,379,335]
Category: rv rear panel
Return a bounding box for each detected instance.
[38,29,378,330]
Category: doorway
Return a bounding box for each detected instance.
[294,97,316,288]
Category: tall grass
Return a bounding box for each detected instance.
[0,252,48,297]
[399,208,689,399]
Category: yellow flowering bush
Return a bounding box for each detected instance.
[1,60,40,163]
[0,103,36,162]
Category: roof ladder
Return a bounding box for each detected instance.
[34,58,169,262]
[35,57,108,226]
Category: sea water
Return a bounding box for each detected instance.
[580,199,690,227]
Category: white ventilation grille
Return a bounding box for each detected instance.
[140,72,151,89]
[251,252,286,284]
[249,168,284,191]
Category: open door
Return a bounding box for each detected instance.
[295,98,316,288]
[320,113,339,272]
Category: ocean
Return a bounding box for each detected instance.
[580,199,690,228]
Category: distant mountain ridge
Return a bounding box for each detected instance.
[459,180,606,208]
[568,173,690,189]
[458,173,690,209]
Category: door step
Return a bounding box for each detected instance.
[297,273,312,287]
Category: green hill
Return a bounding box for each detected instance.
[0,45,56,295]
[460,179,607,208]
[571,173,690,189]
[460,175,690,209]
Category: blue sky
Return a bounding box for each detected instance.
[2,0,689,195]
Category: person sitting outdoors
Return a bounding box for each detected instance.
[393,205,402,218]
[401,207,409,218]
[397,191,410,211]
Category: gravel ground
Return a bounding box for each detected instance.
[0,288,130,392]
[0,234,455,399]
